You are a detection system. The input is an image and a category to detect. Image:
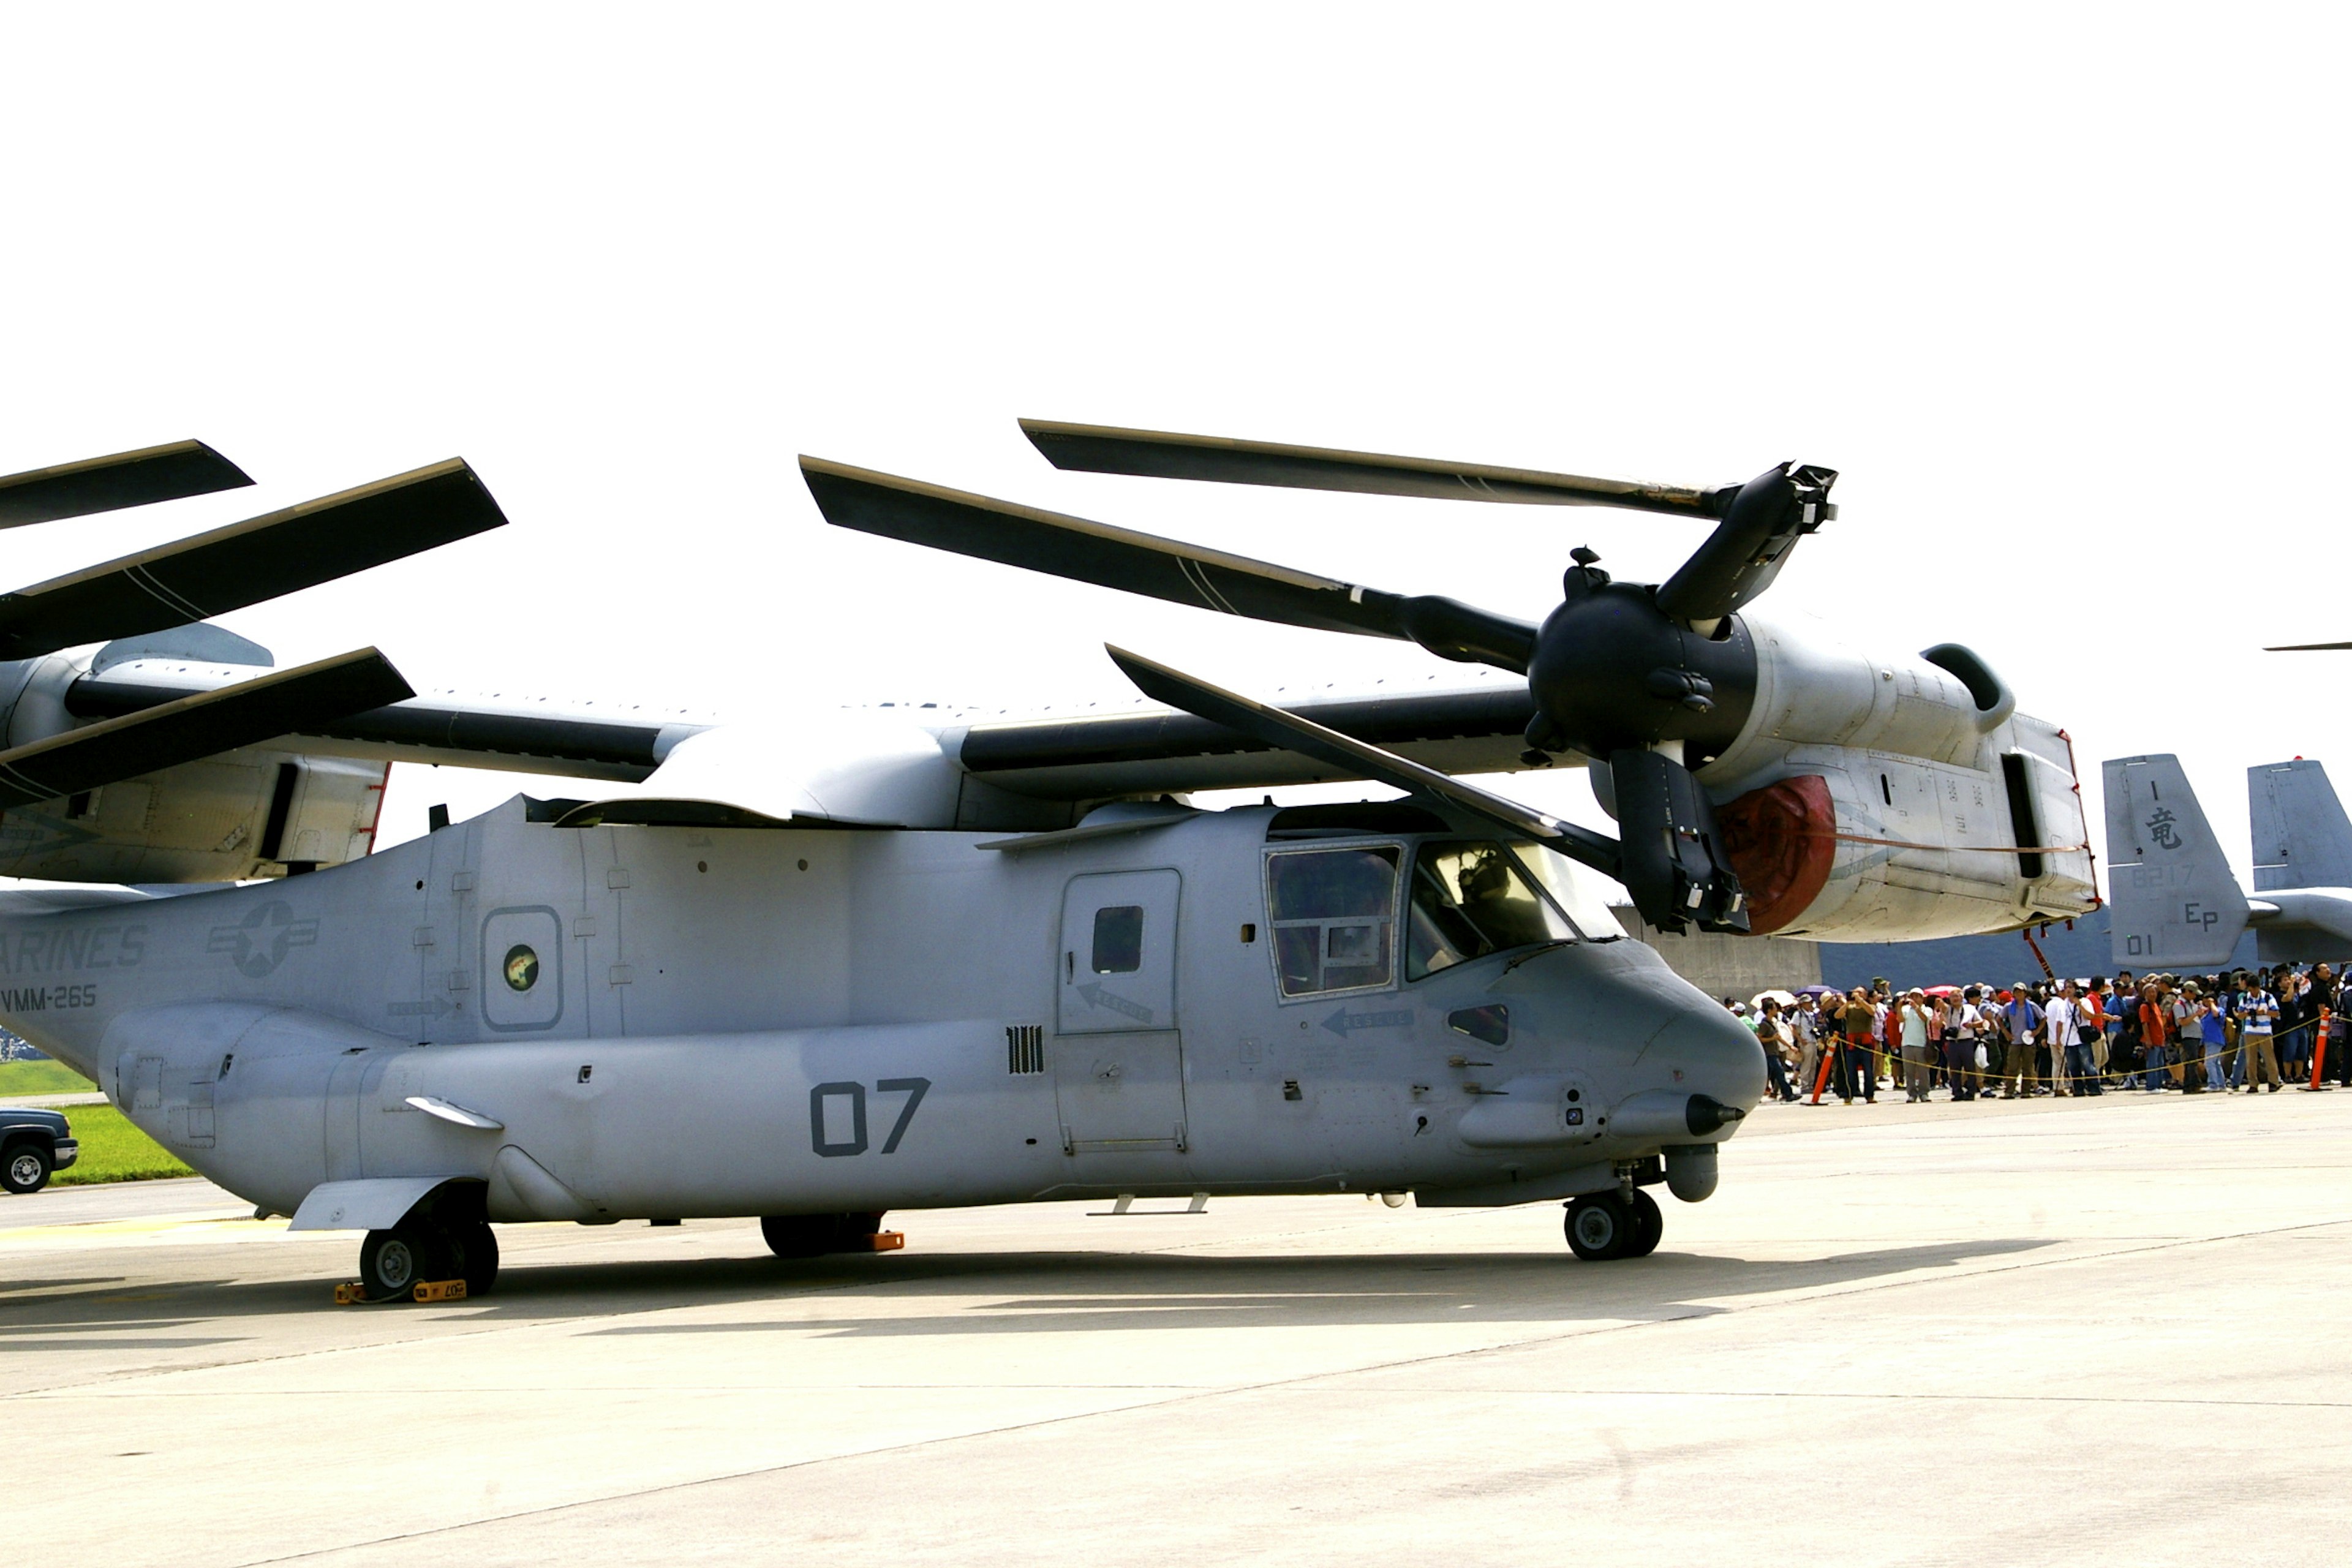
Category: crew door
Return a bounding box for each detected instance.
[1054,869,1187,1153]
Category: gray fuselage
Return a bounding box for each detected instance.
[0,799,1763,1224]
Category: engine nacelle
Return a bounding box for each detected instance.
[0,651,388,882]
[1670,614,2097,941]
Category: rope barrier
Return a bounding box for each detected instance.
[1795,830,2095,855]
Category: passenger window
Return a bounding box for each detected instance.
[1091,905,1144,973]
[1265,846,1399,997]
[1406,839,1578,980]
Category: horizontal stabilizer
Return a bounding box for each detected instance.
[1105,644,1623,881]
[0,647,414,809]
[0,440,253,528]
[1021,420,1726,518]
[2103,755,2248,968]
[0,458,507,662]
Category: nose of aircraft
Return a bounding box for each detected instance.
[1635,992,1768,1114]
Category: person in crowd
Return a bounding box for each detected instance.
[1840,986,1879,1104]
[2197,986,2229,1091]
[1896,989,1934,1102]
[2111,973,2141,1088]
[2000,982,2043,1098]
[2076,980,2107,1095]
[2279,968,2315,1081]
[2326,967,2352,1087]
[1754,997,1800,1103]
[1794,994,1824,1101]
[2170,982,2204,1093]
[2222,970,2251,1090]
[1945,986,1983,1101]
[2045,982,2079,1096]
[1926,990,1950,1095]
[2241,974,2282,1091]
[1868,981,1893,1090]
[2137,981,2172,1091]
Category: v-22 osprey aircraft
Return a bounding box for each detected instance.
[0,424,2097,1300]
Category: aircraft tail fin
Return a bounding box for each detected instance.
[2249,759,2352,892]
[2105,755,2248,968]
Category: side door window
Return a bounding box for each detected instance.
[1058,869,1182,1034]
[1264,846,1400,998]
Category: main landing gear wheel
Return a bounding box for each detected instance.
[358,1219,499,1300]
[359,1224,429,1300]
[1566,1191,1640,1261]
[1626,1188,1663,1257]
[446,1220,499,1297]
[761,1212,886,1258]
[3,1142,52,1194]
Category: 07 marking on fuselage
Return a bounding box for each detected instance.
[809,1077,932,1159]
[1322,1006,1414,1038]
[1074,983,1153,1024]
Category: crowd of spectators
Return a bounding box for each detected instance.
[1733,965,2352,1104]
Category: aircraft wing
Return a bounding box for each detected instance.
[65,662,710,783]
[943,678,1543,800]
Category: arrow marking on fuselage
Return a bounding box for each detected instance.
[1074,983,1153,1024]
[1324,1006,1414,1038]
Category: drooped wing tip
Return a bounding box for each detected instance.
[2264,641,2352,652]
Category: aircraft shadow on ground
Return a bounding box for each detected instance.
[570,1237,2054,1338]
[0,1238,2052,1341]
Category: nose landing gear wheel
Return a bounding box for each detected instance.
[1565,1192,1636,1261]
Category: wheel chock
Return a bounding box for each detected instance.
[412,1279,469,1303]
[333,1282,368,1305]
[865,1231,905,1252]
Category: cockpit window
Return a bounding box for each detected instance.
[1265,846,1400,997]
[1406,839,1581,980]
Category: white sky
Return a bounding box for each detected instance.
[2,6,2343,889]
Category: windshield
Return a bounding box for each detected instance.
[1508,843,1625,941]
[1406,839,1586,980]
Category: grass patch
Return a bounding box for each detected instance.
[0,1058,96,1096]
[50,1102,194,1185]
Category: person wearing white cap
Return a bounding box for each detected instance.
[2044,982,2080,1096]
[1897,989,1935,1102]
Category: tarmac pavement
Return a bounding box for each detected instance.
[5,1089,2350,1566]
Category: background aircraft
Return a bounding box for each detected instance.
[2106,755,2352,967]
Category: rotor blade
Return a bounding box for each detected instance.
[0,440,254,529]
[0,647,414,810]
[800,457,1537,672]
[0,458,508,662]
[2264,641,2352,652]
[1106,644,1622,881]
[1022,420,1729,519]
[1653,462,1837,624]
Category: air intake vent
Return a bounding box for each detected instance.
[1006,1023,1045,1075]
